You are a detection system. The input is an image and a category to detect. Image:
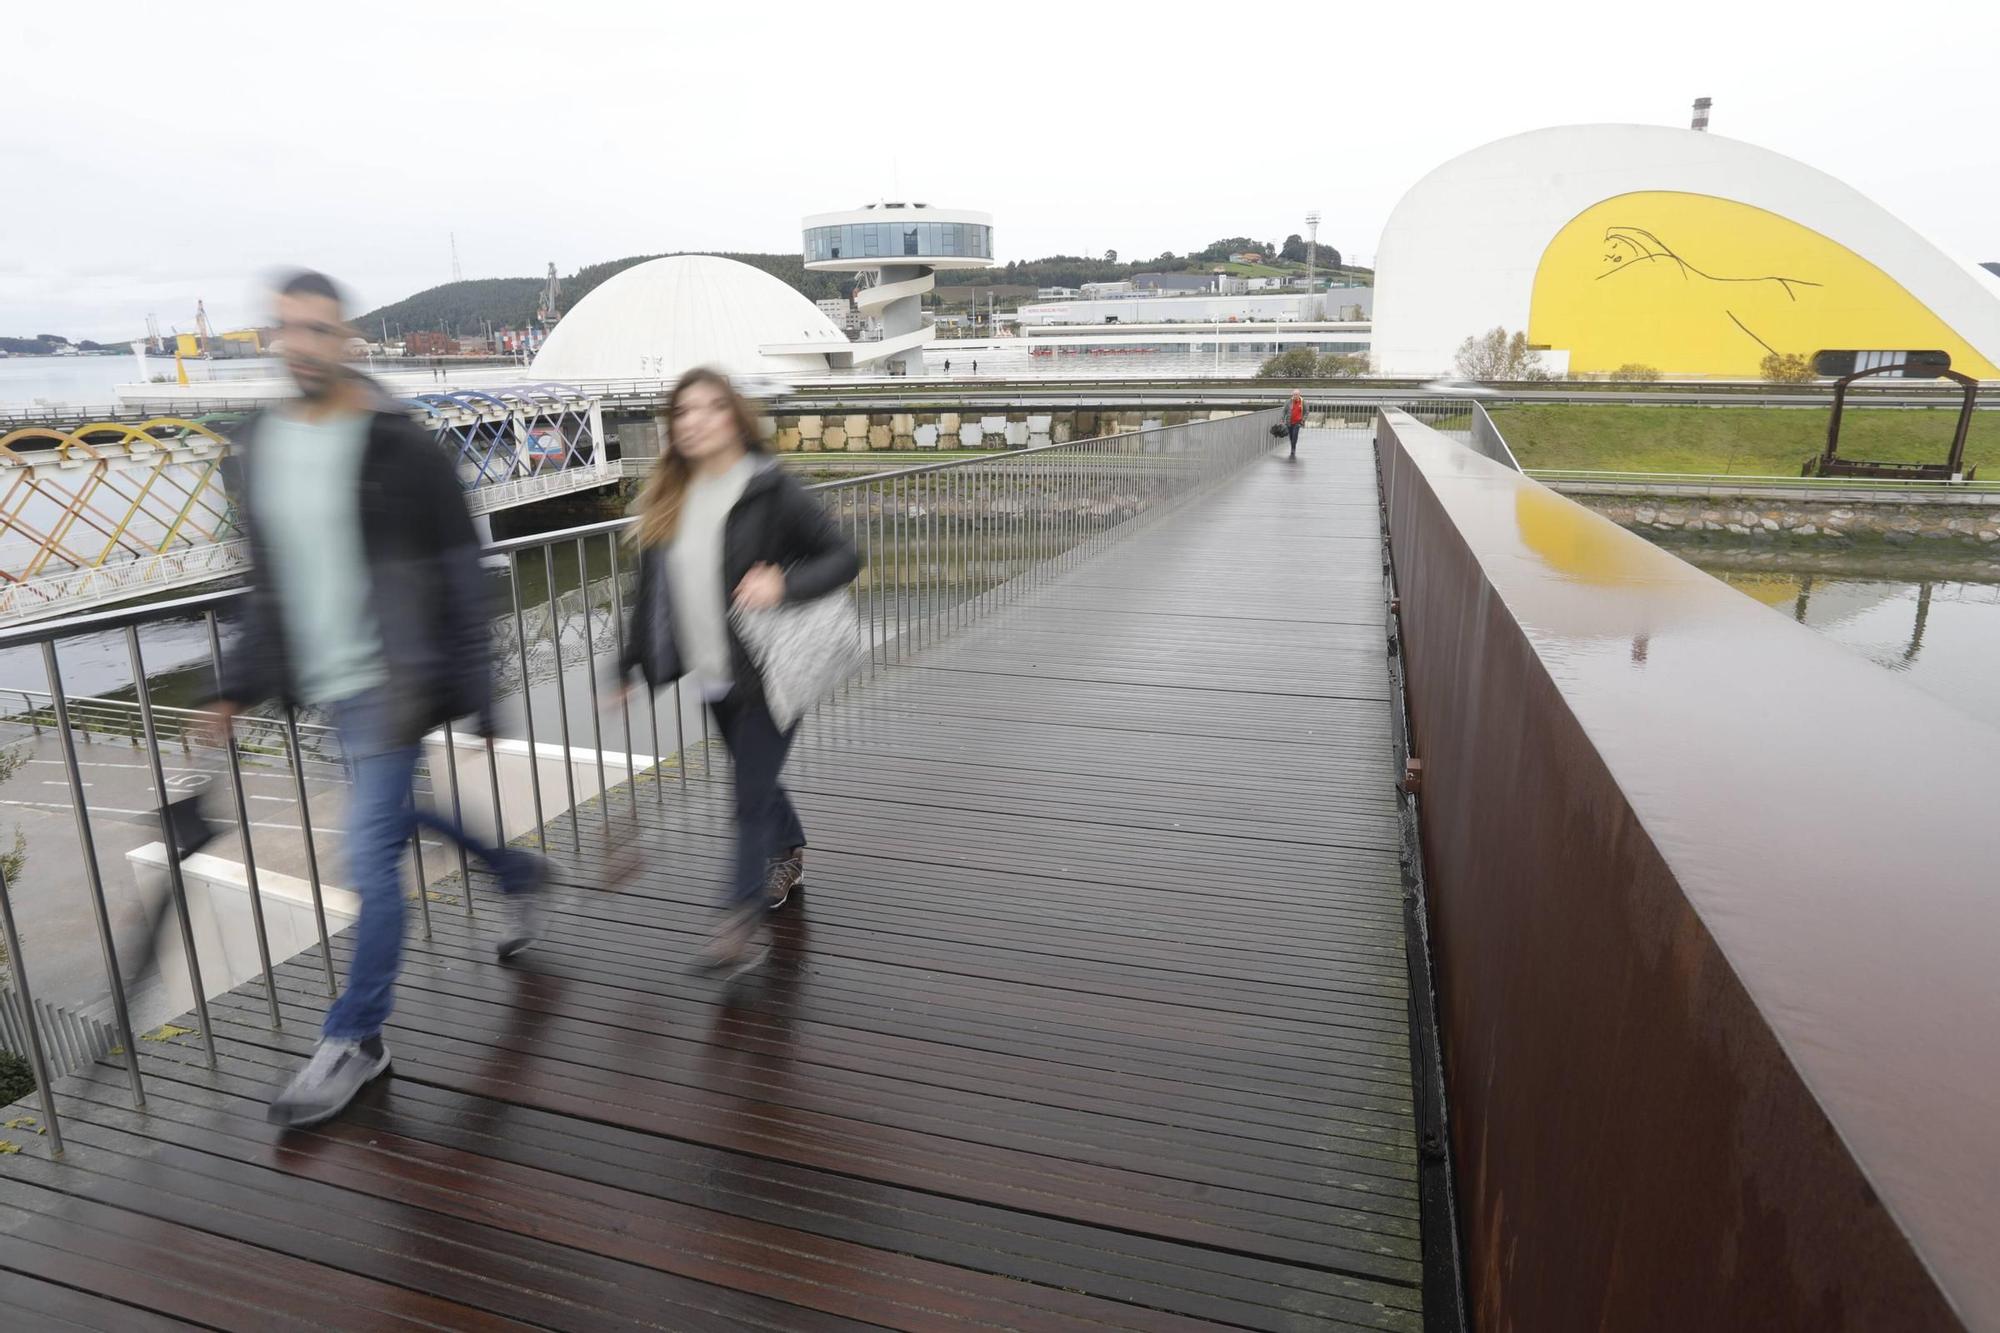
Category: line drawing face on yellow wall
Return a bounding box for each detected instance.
[1598,225,1819,356]
[1528,192,2000,379]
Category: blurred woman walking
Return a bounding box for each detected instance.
[617,368,860,971]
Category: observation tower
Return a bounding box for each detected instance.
[803,203,995,375]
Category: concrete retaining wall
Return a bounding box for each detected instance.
[1568,492,2000,546]
[615,407,1245,459]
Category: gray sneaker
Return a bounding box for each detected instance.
[267,1037,392,1128]
[496,854,550,961]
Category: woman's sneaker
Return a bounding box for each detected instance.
[764,849,804,910]
[267,1036,392,1128]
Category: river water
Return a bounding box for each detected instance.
[0,354,297,410]
[1678,549,2000,729]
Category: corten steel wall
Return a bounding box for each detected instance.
[1375,408,2000,1332]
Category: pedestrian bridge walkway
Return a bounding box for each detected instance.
[0,433,1430,1330]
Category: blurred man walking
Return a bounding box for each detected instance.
[207,270,544,1128]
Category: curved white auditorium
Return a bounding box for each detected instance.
[1371,124,2000,379]
[803,203,995,375]
[530,254,853,382]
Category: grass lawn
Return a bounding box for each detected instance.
[1206,259,1371,283]
[1492,405,2000,476]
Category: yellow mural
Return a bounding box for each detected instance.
[1528,191,2000,380]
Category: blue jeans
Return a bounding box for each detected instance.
[710,691,806,911]
[321,690,536,1042]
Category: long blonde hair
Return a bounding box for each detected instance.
[634,367,767,548]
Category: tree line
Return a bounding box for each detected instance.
[0,334,110,355]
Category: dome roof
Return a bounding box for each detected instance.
[531,254,848,381]
[1373,124,2000,378]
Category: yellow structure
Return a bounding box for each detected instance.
[1529,192,2000,380]
[171,329,264,358]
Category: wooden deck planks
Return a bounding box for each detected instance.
[0,433,1425,1331]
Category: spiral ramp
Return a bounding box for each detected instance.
[847,269,938,365]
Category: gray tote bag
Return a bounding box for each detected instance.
[731,590,866,729]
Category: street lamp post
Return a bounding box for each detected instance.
[1305,210,1321,322]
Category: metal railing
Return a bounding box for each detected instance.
[0,988,116,1085]
[1525,468,2000,498]
[1469,402,1523,471]
[1306,396,1481,439]
[0,408,1283,1153]
[2,686,347,774]
[0,541,252,623]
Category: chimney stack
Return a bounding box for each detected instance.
[1692,97,1712,132]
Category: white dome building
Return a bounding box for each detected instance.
[531,254,852,382]
[1372,124,2000,380]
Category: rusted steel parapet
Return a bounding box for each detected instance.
[1376,408,1999,1332]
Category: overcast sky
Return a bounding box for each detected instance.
[8,0,1997,340]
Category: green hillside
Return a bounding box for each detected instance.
[353,277,543,339]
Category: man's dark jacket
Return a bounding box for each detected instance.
[214,397,494,747]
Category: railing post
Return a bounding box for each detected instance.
[438,718,473,916]
[607,535,640,817]
[0,855,63,1158]
[204,611,281,1029]
[125,627,218,1069]
[42,642,144,1107]
[281,707,338,997]
[541,544,581,851]
[505,551,549,849]
[574,537,611,837]
[409,810,433,942]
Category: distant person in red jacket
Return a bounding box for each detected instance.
[1286,391,1305,457]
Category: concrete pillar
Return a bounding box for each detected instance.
[589,401,608,478]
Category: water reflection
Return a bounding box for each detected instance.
[1691,558,2000,728]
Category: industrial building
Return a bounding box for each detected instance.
[1015,288,1373,328]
